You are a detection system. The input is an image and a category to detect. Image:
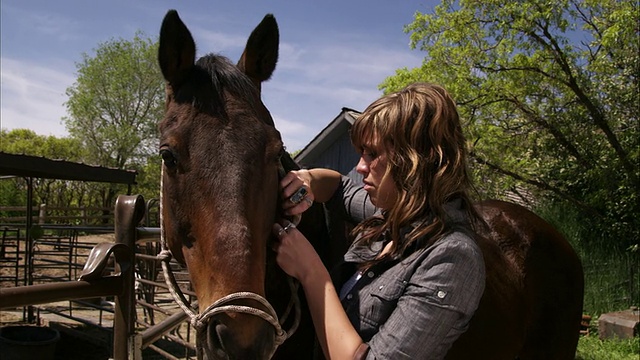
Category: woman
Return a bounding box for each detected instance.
[273,83,486,360]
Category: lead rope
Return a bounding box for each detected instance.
[158,166,300,359]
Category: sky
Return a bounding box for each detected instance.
[0,0,439,152]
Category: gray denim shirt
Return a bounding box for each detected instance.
[326,176,486,359]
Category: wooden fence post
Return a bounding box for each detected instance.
[113,194,145,360]
[81,206,87,226]
[38,204,47,225]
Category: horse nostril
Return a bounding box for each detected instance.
[215,322,231,352]
[205,321,230,359]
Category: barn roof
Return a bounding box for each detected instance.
[294,107,361,167]
[0,152,137,184]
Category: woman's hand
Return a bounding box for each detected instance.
[280,170,314,217]
[272,221,365,360]
[271,220,322,283]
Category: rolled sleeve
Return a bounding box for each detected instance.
[326,175,378,224]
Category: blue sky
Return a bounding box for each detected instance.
[1,0,438,151]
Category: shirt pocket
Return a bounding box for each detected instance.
[361,276,408,328]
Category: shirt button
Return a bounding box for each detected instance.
[437,290,447,299]
[346,294,353,300]
[367,271,374,278]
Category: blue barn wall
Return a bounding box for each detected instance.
[295,108,362,183]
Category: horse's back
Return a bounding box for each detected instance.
[446,200,584,360]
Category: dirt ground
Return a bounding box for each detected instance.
[0,233,116,288]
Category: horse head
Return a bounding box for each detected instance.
[158,10,286,359]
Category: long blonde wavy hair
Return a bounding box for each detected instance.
[350,82,480,260]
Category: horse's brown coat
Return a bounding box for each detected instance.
[158,10,584,360]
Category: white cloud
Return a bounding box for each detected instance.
[1,57,75,137]
[280,40,421,83]
[29,14,82,42]
[3,4,83,43]
[271,114,313,151]
[262,38,423,148]
[191,28,248,58]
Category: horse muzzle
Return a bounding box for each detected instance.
[202,314,277,360]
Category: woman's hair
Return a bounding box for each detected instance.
[350,82,480,260]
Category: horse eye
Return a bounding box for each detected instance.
[160,149,178,168]
[277,146,286,161]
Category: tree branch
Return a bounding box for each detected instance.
[502,96,593,169]
[526,19,638,185]
[470,151,603,218]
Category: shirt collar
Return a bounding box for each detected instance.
[344,199,468,263]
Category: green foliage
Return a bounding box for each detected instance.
[1,129,83,161]
[64,32,163,169]
[383,0,639,251]
[64,32,164,208]
[130,155,161,205]
[576,335,639,360]
[0,128,154,217]
[289,149,302,158]
[0,179,25,222]
[0,180,24,207]
[0,129,91,208]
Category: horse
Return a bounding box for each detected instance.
[157,10,332,359]
[157,10,584,360]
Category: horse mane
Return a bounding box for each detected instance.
[191,54,261,118]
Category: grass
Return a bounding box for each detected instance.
[580,248,636,316]
[576,334,639,360]
[535,202,638,315]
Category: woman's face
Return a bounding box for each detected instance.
[356,143,398,210]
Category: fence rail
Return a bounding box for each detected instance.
[0,204,114,225]
[0,195,192,359]
[0,199,137,360]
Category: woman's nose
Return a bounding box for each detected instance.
[356,157,368,175]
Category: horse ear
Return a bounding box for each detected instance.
[158,10,196,86]
[237,14,279,85]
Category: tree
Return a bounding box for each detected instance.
[64,32,164,208]
[381,0,638,249]
[0,129,87,209]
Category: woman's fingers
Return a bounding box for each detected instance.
[279,171,302,197]
[272,220,297,240]
[280,171,315,215]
